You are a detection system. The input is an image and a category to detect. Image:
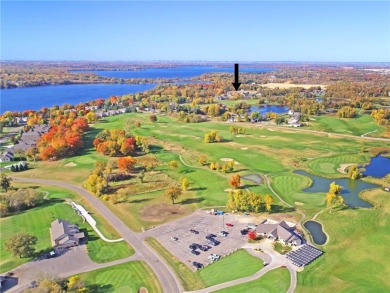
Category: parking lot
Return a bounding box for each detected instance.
[144,210,252,270]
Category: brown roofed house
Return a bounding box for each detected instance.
[50,219,85,248]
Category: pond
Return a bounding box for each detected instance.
[304,220,327,245]
[294,170,379,208]
[362,156,390,178]
[249,105,289,115]
[0,83,156,112]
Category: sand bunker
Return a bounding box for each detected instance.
[234,162,240,165]
[337,163,355,174]
[236,135,244,137]
[224,188,233,192]
[160,125,168,128]
[220,158,234,162]
[241,147,248,150]
[295,202,304,206]
[267,129,275,132]
[260,135,267,138]
[64,162,77,167]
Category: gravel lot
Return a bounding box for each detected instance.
[145,210,252,270]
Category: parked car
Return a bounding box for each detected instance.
[190,229,199,234]
[171,236,178,241]
[191,250,200,255]
[209,240,220,246]
[226,223,233,227]
[199,245,208,251]
[206,234,216,240]
[240,229,249,235]
[219,231,228,237]
[189,244,197,250]
[192,261,203,269]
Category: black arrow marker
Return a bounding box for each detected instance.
[232,63,241,91]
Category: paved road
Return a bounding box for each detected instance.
[13,177,182,293]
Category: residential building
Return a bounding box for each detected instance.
[50,219,85,248]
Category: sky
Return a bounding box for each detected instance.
[1,1,389,62]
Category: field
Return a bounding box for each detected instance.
[297,189,390,292]
[77,261,163,293]
[145,237,263,291]
[307,115,386,137]
[12,112,389,231]
[0,185,134,273]
[215,268,290,293]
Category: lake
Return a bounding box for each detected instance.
[72,66,273,79]
[304,221,327,245]
[363,156,390,178]
[294,170,379,208]
[0,83,156,112]
[249,105,289,115]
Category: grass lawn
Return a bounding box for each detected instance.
[0,185,134,273]
[307,115,386,137]
[308,153,370,176]
[297,189,390,292]
[215,267,291,293]
[145,237,263,291]
[77,261,163,293]
[273,242,292,255]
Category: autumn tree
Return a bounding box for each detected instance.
[169,160,179,170]
[264,194,273,212]
[85,112,98,123]
[67,275,88,292]
[326,182,344,213]
[248,230,258,240]
[149,114,158,123]
[85,174,106,196]
[5,232,38,258]
[181,178,189,191]
[198,155,207,166]
[118,156,137,173]
[347,165,361,180]
[0,173,11,192]
[204,130,223,143]
[164,185,182,204]
[229,174,241,189]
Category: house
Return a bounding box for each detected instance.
[50,219,85,248]
[256,219,303,246]
[0,149,14,162]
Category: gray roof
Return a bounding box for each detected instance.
[50,219,85,246]
[256,221,302,244]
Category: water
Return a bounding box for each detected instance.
[294,170,379,208]
[304,221,327,245]
[72,66,273,79]
[0,83,156,112]
[363,156,390,178]
[249,105,289,115]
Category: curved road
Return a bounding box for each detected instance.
[14,177,182,293]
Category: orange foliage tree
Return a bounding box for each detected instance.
[118,157,137,173]
[229,174,241,189]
